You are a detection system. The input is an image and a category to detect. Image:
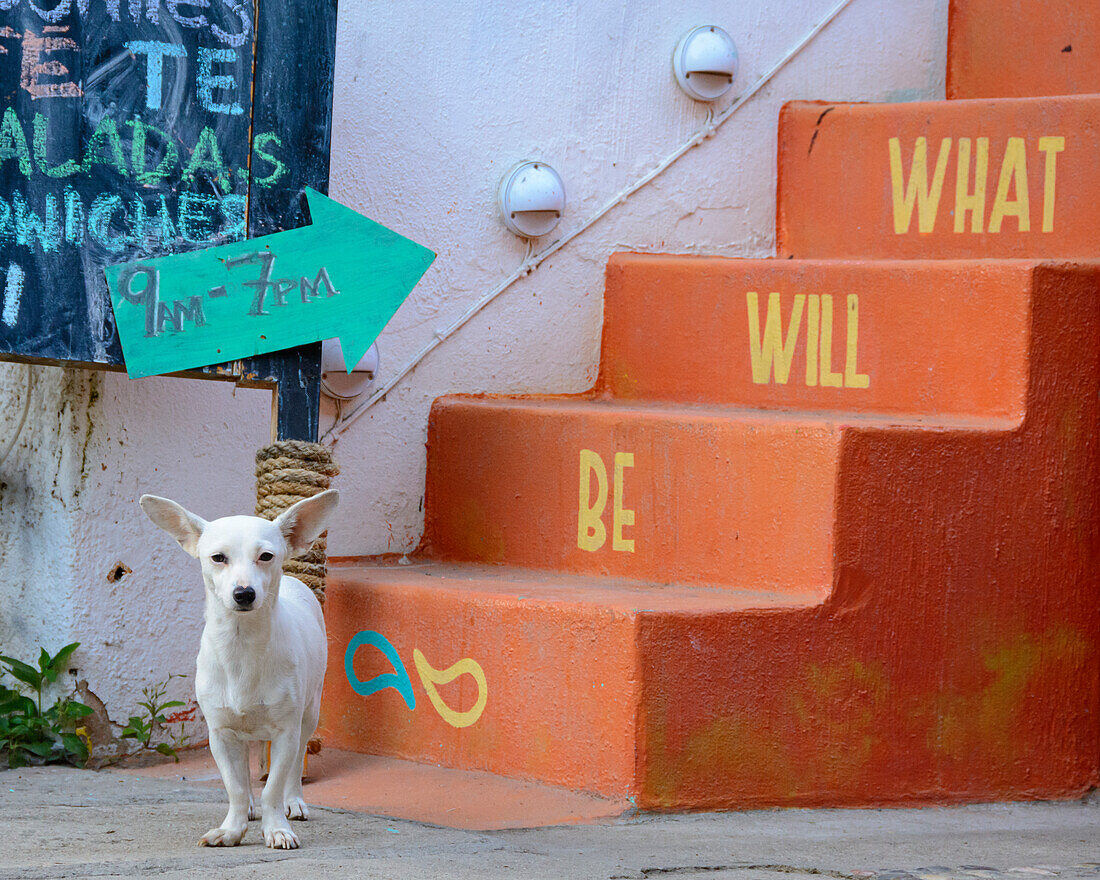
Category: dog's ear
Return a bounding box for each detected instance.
[275,489,340,557]
[139,495,207,558]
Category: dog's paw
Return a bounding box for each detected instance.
[285,797,309,820]
[263,825,300,849]
[199,825,246,847]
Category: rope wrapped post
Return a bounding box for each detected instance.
[255,439,337,779]
[255,440,339,605]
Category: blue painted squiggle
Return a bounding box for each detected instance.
[344,630,416,711]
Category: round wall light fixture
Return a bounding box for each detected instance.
[673,25,738,102]
[320,338,379,401]
[498,161,565,238]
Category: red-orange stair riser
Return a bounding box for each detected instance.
[777,95,1100,259]
[599,255,1029,419]
[422,398,838,596]
[320,566,639,793]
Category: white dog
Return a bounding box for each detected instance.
[140,489,338,850]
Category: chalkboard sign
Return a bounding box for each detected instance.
[0,0,338,440]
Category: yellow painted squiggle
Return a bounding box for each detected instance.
[412,649,488,729]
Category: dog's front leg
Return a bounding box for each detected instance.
[260,729,301,849]
[200,731,250,846]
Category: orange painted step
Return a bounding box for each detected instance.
[599,255,1029,421]
[318,561,815,797]
[422,398,841,596]
[947,0,1100,99]
[777,95,1100,259]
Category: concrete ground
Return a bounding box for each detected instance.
[2,761,1099,880]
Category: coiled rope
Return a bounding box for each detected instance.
[255,440,339,604]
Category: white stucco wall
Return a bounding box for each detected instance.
[0,364,270,722]
[0,0,947,730]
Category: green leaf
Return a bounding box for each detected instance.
[63,701,94,720]
[0,694,34,716]
[38,647,51,675]
[121,715,151,743]
[23,716,51,736]
[9,717,35,735]
[155,743,176,756]
[24,739,55,757]
[47,643,80,675]
[161,701,186,710]
[59,733,89,765]
[0,656,42,690]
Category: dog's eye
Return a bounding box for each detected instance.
[258,552,274,562]
[210,553,227,564]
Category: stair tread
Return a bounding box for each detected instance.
[438,393,1020,432]
[120,747,628,830]
[330,559,824,612]
[947,0,1100,99]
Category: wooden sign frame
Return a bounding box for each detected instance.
[0,0,339,441]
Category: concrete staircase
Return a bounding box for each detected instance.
[318,0,1100,811]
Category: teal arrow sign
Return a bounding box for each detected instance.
[104,188,436,379]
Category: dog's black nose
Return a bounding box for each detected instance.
[233,586,256,607]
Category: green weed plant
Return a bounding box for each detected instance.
[120,673,195,762]
[0,642,92,768]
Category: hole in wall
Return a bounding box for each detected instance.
[107,561,132,583]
